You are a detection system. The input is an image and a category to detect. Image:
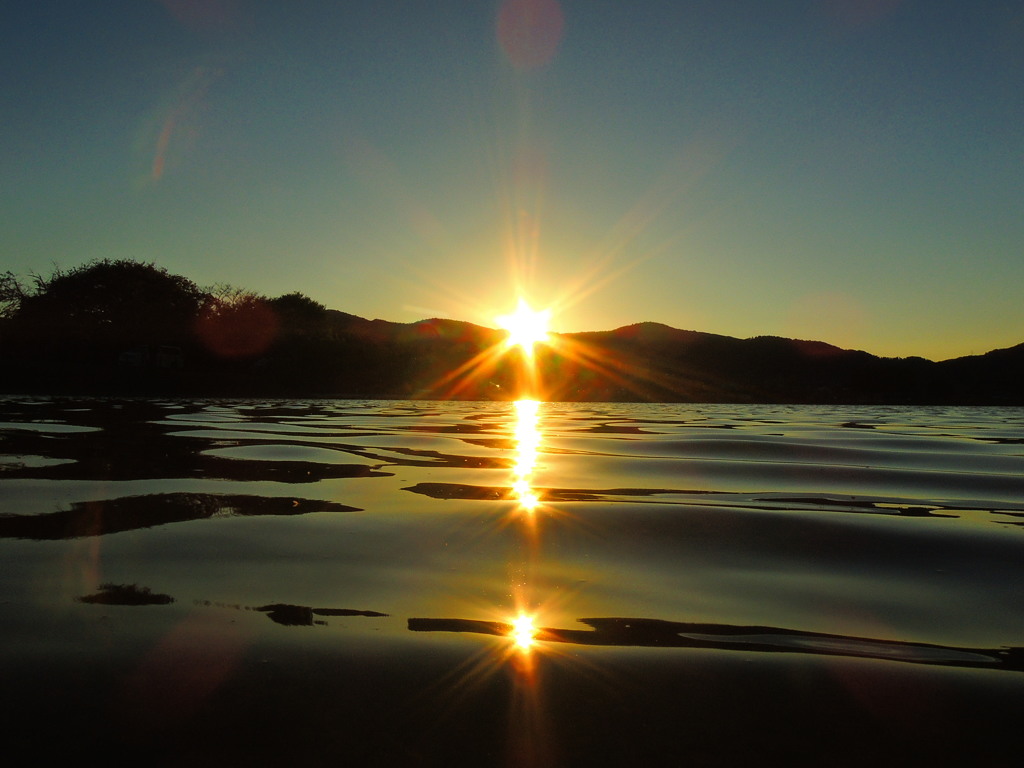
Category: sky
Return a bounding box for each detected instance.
[2,0,1022,361]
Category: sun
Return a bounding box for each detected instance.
[509,612,538,651]
[496,298,551,355]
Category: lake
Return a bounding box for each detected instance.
[2,397,1023,765]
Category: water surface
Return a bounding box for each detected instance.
[2,398,1022,764]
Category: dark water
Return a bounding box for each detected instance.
[2,397,1023,765]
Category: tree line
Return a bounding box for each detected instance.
[0,259,463,396]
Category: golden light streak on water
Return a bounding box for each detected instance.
[511,398,542,513]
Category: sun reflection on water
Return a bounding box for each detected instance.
[511,398,543,513]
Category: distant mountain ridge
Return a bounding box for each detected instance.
[2,267,1020,402]
[545,321,1023,404]
[300,312,1022,404]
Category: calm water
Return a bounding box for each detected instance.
[2,397,1023,765]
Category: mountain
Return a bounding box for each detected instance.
[299,316,1023,404]
[538,322,1021,404]
[934,342,1024,405]
[2,302,1021,403]
[3,261,1015,402]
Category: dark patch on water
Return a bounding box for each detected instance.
[373,446,507,469]
[255,603,389,626]
[408,616,1024,672]
[401,483,1024,524]
[402,481,717,503]
[0,492,360,539]
[571,423,656,434]
[404,423,494,434]
[0,410,390,483]
[79,583,174,605]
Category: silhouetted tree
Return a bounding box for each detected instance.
[4,260,204,360]
[0,271,26,319]
[194,285,279,359]
[269,292,328,336]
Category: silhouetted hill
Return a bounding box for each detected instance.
[1,261,1020,403]
[3,305,1021,402]
[934,342,1024,405]
[541,324,1022,404]
[544,326,904,403]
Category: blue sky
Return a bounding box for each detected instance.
[2,0,1022,359]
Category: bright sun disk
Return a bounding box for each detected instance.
[510,613,538,650]
[497,299,551,353]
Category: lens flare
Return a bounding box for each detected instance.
[497,0,565,71]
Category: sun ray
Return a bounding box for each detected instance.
[417,341,509,399]
[537,334,680,401]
